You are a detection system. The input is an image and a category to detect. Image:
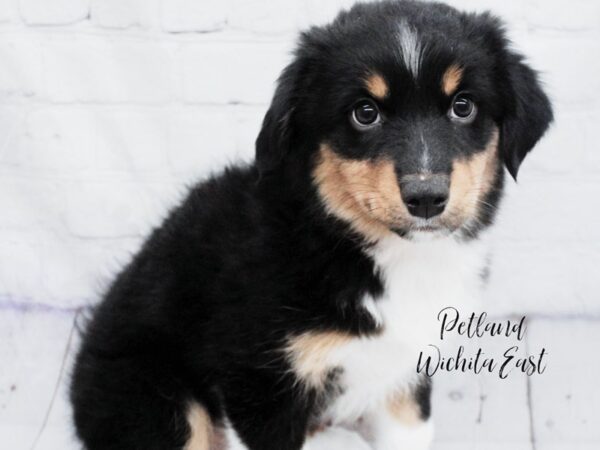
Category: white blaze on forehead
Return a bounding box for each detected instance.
[398,21,423,78]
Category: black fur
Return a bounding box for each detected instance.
[70,2,552,449]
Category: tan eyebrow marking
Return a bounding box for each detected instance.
[364,73,389,99]
[442,64,463,96]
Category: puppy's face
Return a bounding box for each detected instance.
[256,1,552,242]
[311,59,501,241]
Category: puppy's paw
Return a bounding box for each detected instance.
[304,426,372,450]
[373,420,434,450]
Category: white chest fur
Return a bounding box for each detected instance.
[324,234,488,424]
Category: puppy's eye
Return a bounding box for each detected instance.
[449,94,477,123]
[351,100,381,128]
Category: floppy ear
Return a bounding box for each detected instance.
[255,59,304,175]
[500,54,553,180]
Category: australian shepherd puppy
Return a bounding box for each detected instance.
[70,1,553,449]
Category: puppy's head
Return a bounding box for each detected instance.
[256,1,553,242]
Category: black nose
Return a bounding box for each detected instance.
[400,175,449,219]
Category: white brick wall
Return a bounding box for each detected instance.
[0,0,599,320]
[19,0,90,26]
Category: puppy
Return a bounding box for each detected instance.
[70,1,552,449]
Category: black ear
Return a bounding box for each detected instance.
[500,54,553,180]
[255,59,304,175]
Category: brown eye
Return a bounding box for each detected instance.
[351,100,381,128]
[450,94,477,122]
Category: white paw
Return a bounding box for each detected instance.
[373,420,434,450]
[304,426,373,450]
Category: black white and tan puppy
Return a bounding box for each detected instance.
[70,1,552,449]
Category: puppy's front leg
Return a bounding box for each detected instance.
[221,370,314,450]
[303,426,372,450]
[370,380,434,450]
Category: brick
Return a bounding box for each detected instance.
[0,105,26,153]
[0,233,43,298]
[431,0,527,29]
[61,180,169,238]
[19,0,89,25]
[6,107,95,171]
[167,107,238,180]
[0,36,43,100]
[485,240,600,316]
[60,176,180,239]
[514,33,600,109]
[583,111,600,170]
[493,177,600,243]
[523,108,592,175]
[42,37,175,103]
[229,0,306,34]
[0,233,140,308]
[91,0,159,29]
[526,0,600,31]
[4,106,171,174]
[94,108,170,172]
[0,0,19,23]
[304,0,358,27]
[0,178,63,231]
[160,0,228,33]
[38,235,142,305]
[180,41,292,104]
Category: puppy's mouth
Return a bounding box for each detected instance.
[412,223,442,232]
[390,217,458,239]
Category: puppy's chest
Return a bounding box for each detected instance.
[322,236,487,422]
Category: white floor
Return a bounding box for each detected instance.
[1,308,598,450]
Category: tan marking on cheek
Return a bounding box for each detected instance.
[442,64,463,96]
[387,391,423,426]
[286,331,351,389]
[444,130,499,225]
[312,144,411,241]
[185,403,213,450]
[365,73,389,99]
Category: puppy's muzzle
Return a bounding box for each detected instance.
[400,174,449,219]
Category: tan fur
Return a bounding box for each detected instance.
[286,331,352,389]
[312,144,411,242]
[365,73,389,99]
[443,130,499,228]
[441,64,463,96]
[184,403,229,450]
[387,391,422,426]
[185,403,217,450]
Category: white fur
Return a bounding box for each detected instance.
[322,233,488,425]
[363,294,384,327]
[398,22,423,78]
[225,234,488,449]
[303,427,372,450]
[223,422,249,450]
[371,416,434,450]
[224,420,372,450]
[419,129,431,171]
